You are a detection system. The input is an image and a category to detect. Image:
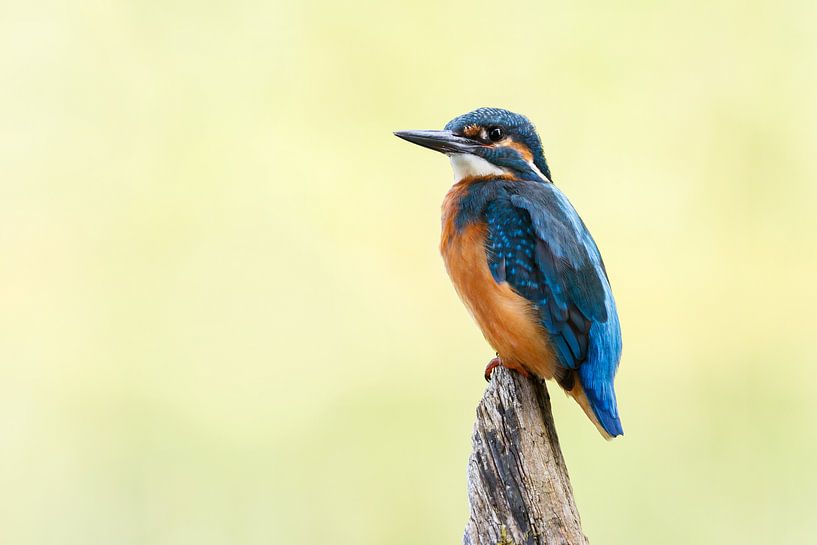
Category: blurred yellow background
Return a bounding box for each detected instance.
[2,1,816,544]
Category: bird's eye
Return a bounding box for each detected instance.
[488,127,503,142]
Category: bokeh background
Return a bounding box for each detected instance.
[2,1,817,544]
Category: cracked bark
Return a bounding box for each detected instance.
[463,366,588,545]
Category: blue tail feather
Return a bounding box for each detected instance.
[578,364,623,437]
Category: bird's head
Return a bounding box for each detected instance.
[395,107,551,183]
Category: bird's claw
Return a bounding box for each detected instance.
[484,355,531,381]
[484,357,502,382]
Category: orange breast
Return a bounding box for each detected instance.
[440,182,557,379]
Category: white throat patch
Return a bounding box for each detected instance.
[449,153,507,180]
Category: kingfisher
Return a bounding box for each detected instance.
[395,108,623,439]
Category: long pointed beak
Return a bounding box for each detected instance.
[393,129,483,155]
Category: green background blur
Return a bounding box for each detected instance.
[2,1,816,544]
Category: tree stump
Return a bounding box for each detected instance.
[463,366,588,545]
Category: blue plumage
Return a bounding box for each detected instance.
[445,108,552,181]
[459,180,623,436]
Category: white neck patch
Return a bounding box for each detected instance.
[449,152,551,183]
[449,153,507,180]
[527,161,551,183]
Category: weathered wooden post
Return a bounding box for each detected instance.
[464,366,588,545]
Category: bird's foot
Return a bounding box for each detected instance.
[484,355,531,382]
[484,357,502,381]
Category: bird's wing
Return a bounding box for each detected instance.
[484,181,622,436]
[484,182,612,371]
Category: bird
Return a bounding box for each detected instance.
[395,108,623,439]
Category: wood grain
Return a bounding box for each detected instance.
[464,366,588,545]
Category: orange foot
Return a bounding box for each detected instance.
[484,357,502,381]
[484,356,531,382]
